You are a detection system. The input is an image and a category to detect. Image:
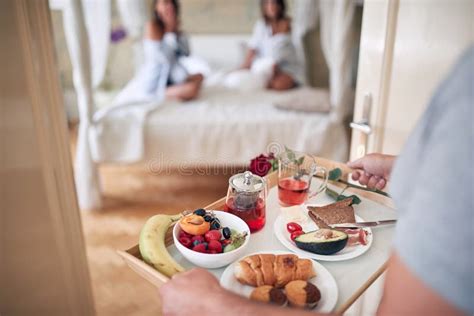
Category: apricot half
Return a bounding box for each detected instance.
[179,215,211,236]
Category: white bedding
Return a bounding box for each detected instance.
[138,86,346,166]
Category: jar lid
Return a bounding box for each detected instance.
[229,171,265,193]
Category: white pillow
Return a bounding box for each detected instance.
[274,87,332,113]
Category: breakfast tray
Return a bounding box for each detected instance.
[118,157,397,313]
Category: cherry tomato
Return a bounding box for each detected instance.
[286,222,303,233]
[290,230,304,241]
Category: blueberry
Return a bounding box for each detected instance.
[211,220,221,230]
[193,209,206,216]
[202,242,208,249]
[222,227,231,239]
[203,215,213,222]
[193,240,201,247]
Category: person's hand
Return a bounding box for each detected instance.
[347,153,396,190]
[146,21,164,41]
[159,268,236,315]
[163,14,178,33]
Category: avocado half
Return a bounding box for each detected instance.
[294,229,348,255]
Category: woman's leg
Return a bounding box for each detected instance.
[166,74,204,101]
[267,66,296,91]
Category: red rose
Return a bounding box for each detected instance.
[249,154,273,176]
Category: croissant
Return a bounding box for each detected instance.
[234,254,316,288]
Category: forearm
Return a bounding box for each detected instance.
[241,49,256,69]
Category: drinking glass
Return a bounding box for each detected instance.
[278,151,328,206]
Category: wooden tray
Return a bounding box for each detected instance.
[117,157,393,313]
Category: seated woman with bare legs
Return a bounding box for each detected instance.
[147,0,202,101]
[241,0,303,91]
[115,0,202,104]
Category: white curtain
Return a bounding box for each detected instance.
[116,0,148,74]
[82,0,111,88]
[62,0,102,209]
[52,0,111,88]
[292,0,319,86]
[53,0,150,209]
[319,0,356,123]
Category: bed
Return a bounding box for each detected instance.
[90,84,347,167]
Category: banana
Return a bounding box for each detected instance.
[139,214,185,278]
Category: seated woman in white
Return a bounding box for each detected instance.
[240,0,303,91]
[115,0,203,104]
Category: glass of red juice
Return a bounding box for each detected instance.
[225,171,267,232]
[278,151,328,206]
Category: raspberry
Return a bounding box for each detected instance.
[204,230,221,242]
[192,243,207,253]
[208,240,223,253]
[179,236,192,248]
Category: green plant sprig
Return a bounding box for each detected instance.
[284,146,305,166]
[284,146,306,180]
[325,186,362,205]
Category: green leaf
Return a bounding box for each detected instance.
[325,186,362,205]
[296,156,305,166]
[337,194,362,205]
[328,168,342,181]
[284,146,296,161]
[271,159,278,171]
[351,195,362,205]
[288,152,296,161]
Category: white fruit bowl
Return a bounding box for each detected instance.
[173,211,251,269]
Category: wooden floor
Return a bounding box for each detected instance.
[73,127,240,315]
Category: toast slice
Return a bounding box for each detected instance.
[308,198,356,227]
[307,211,330,229]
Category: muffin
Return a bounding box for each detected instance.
[285,280,321,309]
[250,285,288,306]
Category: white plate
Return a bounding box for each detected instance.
[274,204,373,262]
[220,250,338,313]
